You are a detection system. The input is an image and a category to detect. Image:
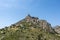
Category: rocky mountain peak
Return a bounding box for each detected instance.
[14,15,55,33]
[24,14,39,23]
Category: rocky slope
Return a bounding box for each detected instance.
[0,14,60,40]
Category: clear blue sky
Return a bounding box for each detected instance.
[0,0,60,28]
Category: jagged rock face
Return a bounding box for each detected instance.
[54,26,60,33]
[25,14,39,23]
[39,20,54,33]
